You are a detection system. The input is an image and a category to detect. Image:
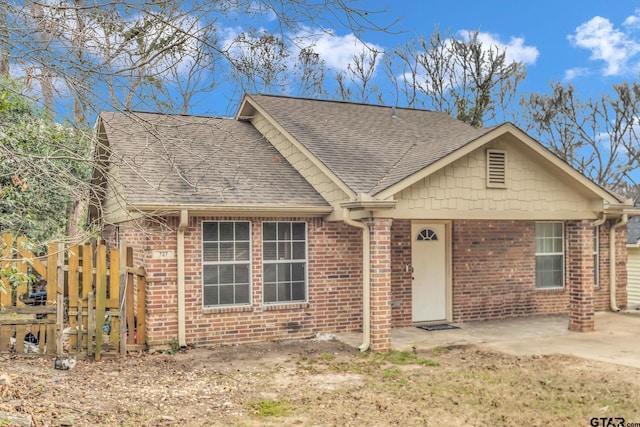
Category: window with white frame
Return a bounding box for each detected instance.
[535,222,564,288]
[202,221,251,307]
[593,226,599,287]
[263,222,307,303]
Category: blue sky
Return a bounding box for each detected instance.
[366,0,639,99]
[188,1,640,116]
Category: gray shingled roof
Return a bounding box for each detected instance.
[628,216,640,245]
[247,94,492,196]
[98,111,329,208]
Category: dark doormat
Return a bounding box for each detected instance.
[416,324,460,332]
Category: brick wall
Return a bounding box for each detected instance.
[390,220,412,327]
[366,218,393,352]
[105,216,364,348]
[102,215,628,347]
[451,220,538,322]
[449,219,626,324]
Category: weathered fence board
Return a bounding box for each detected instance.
[0,234,146,359]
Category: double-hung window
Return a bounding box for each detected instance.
[263,222,307,303]
[202,221,251,307]
[535,222,564,288]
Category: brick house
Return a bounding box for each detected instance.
[90,94,634,352]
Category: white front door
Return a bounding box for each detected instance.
[411,222,447,322]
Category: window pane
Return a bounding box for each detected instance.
[219,242,234,262]
[203,223,218,241]
[219,265,234,284]
[235,222,250,240]
[235,241,250,261]
[291,263,304,281]
[263,222,276,240]
[264,283,277,302]
[291,282,305,300]
[203,265,218,284]
[278,223,290,240]
[203,242,218,262]
[278,242,288,260]
[264,242,277,260]
[203,285,218,306]
[219,285,234,305]
[264,264,276,283]
[277,282,291,301]
[292,242,305,259]
[277,264,291,282]
[236,284,250,304]
[292,223,305,240]
[219,222,234,240]
[235,264,249,284]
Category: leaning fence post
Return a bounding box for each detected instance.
[125,247,135,346]
[95,244,107,361]
[56,243,64,356]
[119,241,128,355]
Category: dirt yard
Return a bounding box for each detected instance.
[0,338,639,426]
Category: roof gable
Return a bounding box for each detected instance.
[241,94,624,207]
[241,94,489,196]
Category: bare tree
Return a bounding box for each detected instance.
[388,28,526,127]
[521,81,640,191]
[334,48,383,104]
[1,0,396,122]
[0,0,396,242]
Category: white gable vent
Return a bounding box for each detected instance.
[486,149,507,188]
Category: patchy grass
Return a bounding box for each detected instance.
[0,341,638,426]
[246,399,292,417]
[373,349,440,366]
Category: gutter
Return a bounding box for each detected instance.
[342,208,371,352]
[177,209,188,347]
[609,214,628,312]
[591,213,606,227]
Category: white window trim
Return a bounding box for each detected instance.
[262,221,308,305]
[201,220,252,308]
[535,221,565,289]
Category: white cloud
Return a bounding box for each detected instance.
[221,25,384,76]
[564,67,590,81]
[472,32,539,65]
[295,30,383,71]
[624,9,640,29]
[569,13,640,76]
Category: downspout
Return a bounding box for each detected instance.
[177,209,188,347]
[591,213,606,227]
[342,208,371,352]
[609,214,628,312]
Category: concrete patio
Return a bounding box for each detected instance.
[336,310,640,369]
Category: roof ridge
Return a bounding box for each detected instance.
[251,93,449,115]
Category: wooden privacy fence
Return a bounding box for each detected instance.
[0,234,146,360]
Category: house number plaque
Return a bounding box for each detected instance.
[152,250,175,260]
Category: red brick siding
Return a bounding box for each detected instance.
[390,220,412,327]
[566,221,595,331]
[452,220,537,322]
[105,216,363,348]
[366,218,393,352]
[102,216,628,347]
[592,223,628,311]
[448,220,626,324]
